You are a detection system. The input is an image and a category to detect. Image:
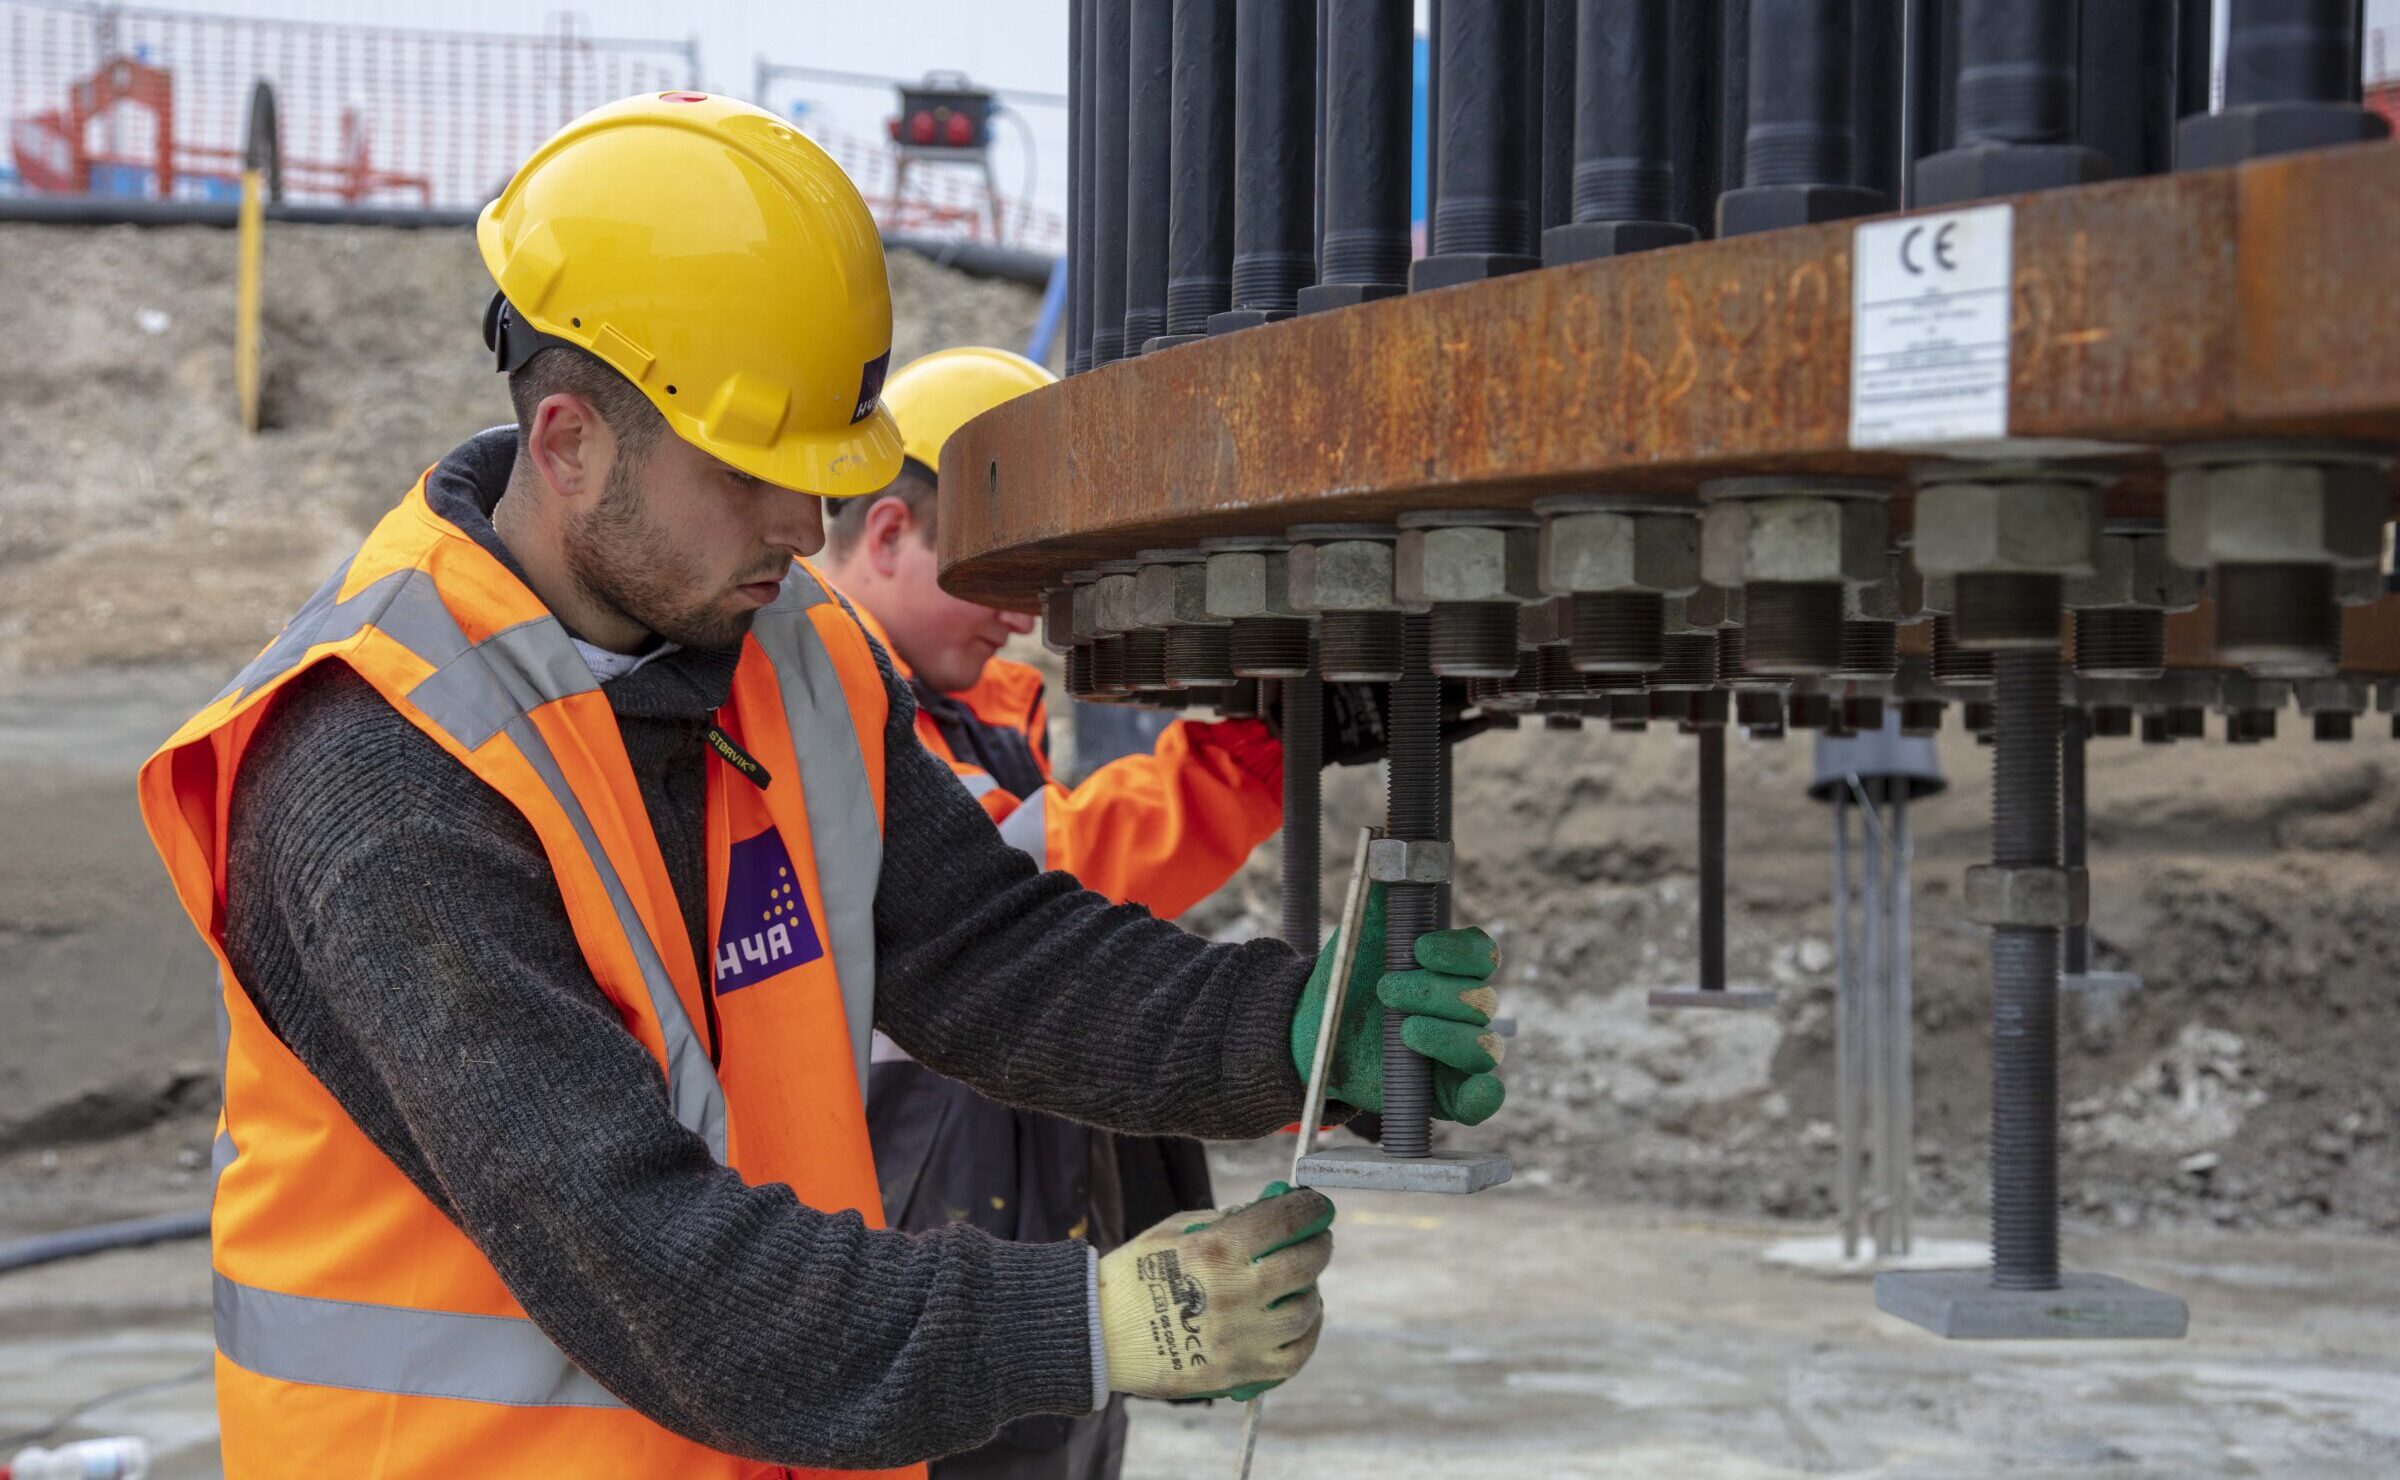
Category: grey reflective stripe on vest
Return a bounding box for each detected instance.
[392,599,729,1160]
[214,1273,625,1409]
[996,788,1050,860]
[957,769,999,798]
[222,564,732,1157]
[748,571,882,1097]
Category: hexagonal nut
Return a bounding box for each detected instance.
[1396,523,1542,605]
[1204,549,1298,620]
[2336,562,2386,607]
[2296,678,2372,716]
[1536,509,1700,597]
[1133,560,1216,629]
[2177,102,2391,173]
[2216,676,2291,713]
[1288,539,1399,614]
[1517,596,1571,647]
[2064,533,2201,611]
[1091,570,1143,635]
[1041,586,1077,654]
[2166,458,2388,569]
[1912,479,2102,579]
[1846,568,1902,620]
[1963,865,2089,929]
[1916,573,1956,617]
[1700,497,1889,587]
[1676,582,1744,629]
[1366,837,1453,885]
[1070,580,1105,641]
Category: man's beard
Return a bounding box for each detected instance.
[561,458,769,651]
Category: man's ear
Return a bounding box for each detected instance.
[858,495,920,576]
[524,392,611,504]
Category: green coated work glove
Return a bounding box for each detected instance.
[1096,1182,1335,1401]
[1290,884,1506,1126]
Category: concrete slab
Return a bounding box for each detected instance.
[1875,1268,2191,1340]
[1761,1234,1989,1278]
[1292,1145,1514,1196]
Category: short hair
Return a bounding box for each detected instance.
[507,345,666,462]
[823,457,939,560]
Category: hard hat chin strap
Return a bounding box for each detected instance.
[482,291,579,375]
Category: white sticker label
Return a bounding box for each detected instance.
[1849,204,2013,450]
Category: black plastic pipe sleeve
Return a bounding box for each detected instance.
[1123,0,1175,352]
[1209,0,1316,331]
[1299,0,1412,311]
[1156,0,1238,343]
[1090,0,1132,365]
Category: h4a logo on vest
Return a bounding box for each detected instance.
[714,827,825,993]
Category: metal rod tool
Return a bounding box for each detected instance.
[1231,824,1375,1480]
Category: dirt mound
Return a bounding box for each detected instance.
[0,222,1047,678]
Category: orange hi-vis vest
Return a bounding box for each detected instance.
[138,476,924,1480]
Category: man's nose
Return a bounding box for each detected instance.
[995,607,1038,635]
[777,494,827,558]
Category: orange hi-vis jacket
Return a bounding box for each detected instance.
[138,477,923,1480]
[835,595,1283,919]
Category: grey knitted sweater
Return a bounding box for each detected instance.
[219,430,1311,1471]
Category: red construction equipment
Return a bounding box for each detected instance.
[10,53,430,204]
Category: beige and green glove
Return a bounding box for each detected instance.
[1096,1183,1335,1402]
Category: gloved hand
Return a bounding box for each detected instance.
[1096,1183,1335,1401]
[1290,885,1505,1125]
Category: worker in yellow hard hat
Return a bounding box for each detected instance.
[138,92,1509,1478]
[823,346,1287,1479]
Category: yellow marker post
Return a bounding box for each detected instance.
[234,166,264,433]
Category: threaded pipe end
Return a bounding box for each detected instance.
[2213,563,2340,675]
[1066,644,1096,698]
[1164,624,1236,688]
[2073,607,2166,678]
[1833,619,1900,679]
[1122,628,1169,690]
[1090,634,1130,693]
[1228,616,1314,678]
[1742,583,1844,674]
[1953,573,2063,651]
[1568,590,1665,672]
[1932,614,1997,685]
[1648,632,1720,691]
[1428,601,1524,677]
[1318,609,1405,682]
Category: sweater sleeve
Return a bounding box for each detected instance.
[222,664,1095,1471]
[865,643,1312,1139]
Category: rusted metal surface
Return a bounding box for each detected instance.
[941,145,2400,671]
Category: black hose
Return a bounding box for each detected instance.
[0,1207,209,1276]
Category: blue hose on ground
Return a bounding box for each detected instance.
[0,1208,209,1276]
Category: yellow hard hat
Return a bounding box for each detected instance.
[881,346,1058,474]
[476,91,902,497]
